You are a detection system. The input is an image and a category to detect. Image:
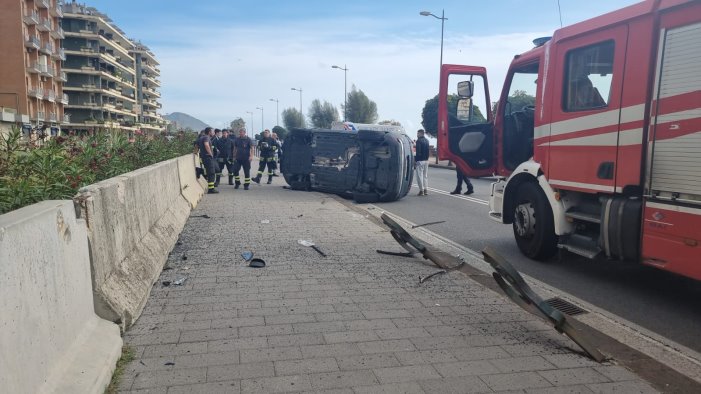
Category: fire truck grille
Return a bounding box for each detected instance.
[544,297,588,316]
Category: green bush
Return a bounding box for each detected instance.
[0,128,194,215]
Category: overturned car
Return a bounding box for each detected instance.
[280,128,414,203]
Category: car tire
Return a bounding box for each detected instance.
[512,182,558,260]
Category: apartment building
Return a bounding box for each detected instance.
[131,42,165,133]
[60,2,140,132]
[0,0,68,136]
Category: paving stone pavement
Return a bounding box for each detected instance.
[118,176,659,394]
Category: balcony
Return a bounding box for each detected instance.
[50,1,64,17]
[36,0,49,9]
[52,48,66,61]
[45,90,56,102]
[25,35,40,50]
[28,87,44,98]
[27,62,44,74]
[42,65,54,78]
[48,113,58,122]
[24,11,39,25]
[37,111,45,121]
[62,113,71,124]
[51,26,65,39]
[37,18,52,32]
[40,42,54,55]
[57,71,68,82]
[60,94,69,105]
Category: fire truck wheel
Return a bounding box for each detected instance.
[512,182,558,260]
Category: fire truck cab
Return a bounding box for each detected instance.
[438,0,701,280]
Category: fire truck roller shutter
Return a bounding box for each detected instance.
[600,196,642,260]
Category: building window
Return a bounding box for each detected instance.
[563,40,615,111]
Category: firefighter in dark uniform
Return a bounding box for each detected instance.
[232,128,254,190]
[215,129,235,185]
[254,129,279,184]
[197,127,219,193]
[211,129,222,186]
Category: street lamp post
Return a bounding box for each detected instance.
[291,87,303,120]
[420,9,447,164]
[269,98,279,126]
[256,106,264,132]
[331,64,348,121]
[245,111,253,137]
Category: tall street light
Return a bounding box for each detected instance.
[420,9,447,164]
[245,111,253,137]
[291,87,303,118]
[269,98,279,126]
[331,64,348,121]
[256,106,264,132]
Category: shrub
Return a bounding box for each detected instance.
[0,128,194,214]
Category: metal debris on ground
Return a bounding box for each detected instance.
[376,250,415,258]
[241,251,253,261]
[482,246,606,362]
[298,240,327,257]
[419,270,446,284]
[192,214,211,218]
[380,213,465,271]
[164,362,175,366]
[161,281,171,287]
[172,277,187,286]
[411,220,446,229]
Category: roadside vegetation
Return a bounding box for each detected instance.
[0,128,193,215]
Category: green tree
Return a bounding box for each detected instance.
[229,117,246,132]
[505,90,536,113]
[378,120,402,126]
[308,99,339,129]
[282,107,305,129]
[421,94,486,138]
[344,85,378,123]
[272,125,288,141]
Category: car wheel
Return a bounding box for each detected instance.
[512,182,558,260]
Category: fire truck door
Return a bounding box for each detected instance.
[642,10,701,281]
[546,26,628,193]
[438,65,494,177]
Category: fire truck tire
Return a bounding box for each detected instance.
[512,182,558,261]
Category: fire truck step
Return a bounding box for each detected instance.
[565,209,601,224]
[558,234,601,259]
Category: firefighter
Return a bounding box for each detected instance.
[254,129,278,184]
[271,132,282,176]
[197,127,219,194]
[216,129,235,185]
[211,129,222,186]
[232,128,254,190]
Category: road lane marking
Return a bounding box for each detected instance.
[413,184,489,205]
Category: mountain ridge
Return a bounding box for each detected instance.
[163,112,209,131]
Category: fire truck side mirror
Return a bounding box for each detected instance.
[457,80,474,98]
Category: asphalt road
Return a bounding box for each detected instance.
[375,166,701,353]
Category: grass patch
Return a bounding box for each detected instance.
[105,345,136,394]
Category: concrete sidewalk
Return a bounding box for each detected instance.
[118,179,660,393]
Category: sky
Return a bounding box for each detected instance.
[85,0,640,139]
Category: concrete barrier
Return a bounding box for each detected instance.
[75,154,203,330]
[0,200,122,394]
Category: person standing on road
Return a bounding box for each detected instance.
[232,128,254,190]
[197,127,219,194]
[451,167,474,195]
[211,129,223,186]
[271,132,281,176]
[414,129,430,196]
[217,129,235,185]
[254,129,278,185]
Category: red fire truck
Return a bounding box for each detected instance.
[438,0,701,281]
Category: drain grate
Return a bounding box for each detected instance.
[544,297,588,316]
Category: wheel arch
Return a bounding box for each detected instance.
[503,161,574,235]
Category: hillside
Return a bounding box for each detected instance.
[163,112,209,131]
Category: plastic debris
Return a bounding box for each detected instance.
[162,281,171,286]
[173,277,187,286]
[298,240,327,257]
[241,251,253,261]
[249,258,266,268]
[164,362,175,366]
[261,220,270,224]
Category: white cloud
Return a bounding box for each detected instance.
[155,21,549,138]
